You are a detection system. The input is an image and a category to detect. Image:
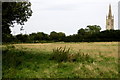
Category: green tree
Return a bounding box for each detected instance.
[58,32,66,41]
[78,28,85,35]
[49,31,58,41]
[85,25,101,34]
[29,32,49,43]
[16,34,29,43]
[2,2,32,42]
[29,33,37,42]
[36,32,49,41]
[50,31,66,41]
[2,34,16,43]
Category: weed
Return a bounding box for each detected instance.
[50,47,70,62]
[50,47,94,63]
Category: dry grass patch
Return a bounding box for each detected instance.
[14,42,118,58]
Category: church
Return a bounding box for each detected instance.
[106,4,114,30]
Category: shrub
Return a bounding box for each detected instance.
[74,50,94,63]
[50,47,70,62]
[50,47,94,63]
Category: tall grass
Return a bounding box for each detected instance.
[50,47,70,62]
[50,47,94,63]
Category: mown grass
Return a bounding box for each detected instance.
[2,42,119,78]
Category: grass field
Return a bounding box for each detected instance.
[2,42,119,78]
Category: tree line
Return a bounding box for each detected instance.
[3,25,120,43]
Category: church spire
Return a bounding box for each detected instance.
[108,4,112,18]
[106,4,114,30]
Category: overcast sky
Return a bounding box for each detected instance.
[11,0,119,35]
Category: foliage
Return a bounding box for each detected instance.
[3,29,120,43]
[2,34,16,43]
[50,47,70,62]
[78,28,85,35]
[2,2,32,42]
[85,25,101,34]
[50,47,94,63]
[2,2,32,26]
[3,24,120,43]
[65,29,120,42]
[49,31,66,41]
[16,34,30,43]
[29,32,49,42]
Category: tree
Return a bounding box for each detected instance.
[57,32,66,41]
[16,34,29,43]
[2,2,32,42]
[2,34,16,43]
[29,32,49,43]
[97,30,120,42]
[78,28,85,35]
[49,31,58,41]
[85,25,101,34]
[49,31,66,41]
[29,33,36,42]
[35,32,49,41]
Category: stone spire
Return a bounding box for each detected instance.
[108,4,112,18]
[106,4,114,30]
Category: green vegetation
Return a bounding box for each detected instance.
[50,47,71,62]
[2,42,119,78]
[2,2,32,42]
[50,47,94,63]
[3,25,120,43]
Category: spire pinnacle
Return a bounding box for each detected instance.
[108,4,112,18]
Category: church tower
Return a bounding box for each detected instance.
[106,4,114,30]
